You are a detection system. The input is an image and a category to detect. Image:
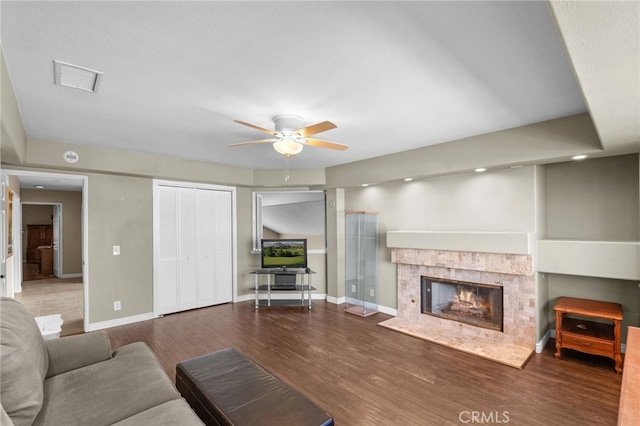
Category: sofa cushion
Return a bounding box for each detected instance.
[0,297,49,426]
[111,399,204,426]
[33,342,181,426]
[45,331,112,377]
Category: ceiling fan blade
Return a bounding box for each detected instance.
[234,120,277,135]
[296,121,337,137]
[304,138,349,151]
[228,138,276,147]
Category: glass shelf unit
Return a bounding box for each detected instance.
[345,211,378,317]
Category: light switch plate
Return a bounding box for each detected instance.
[113,245,120,255]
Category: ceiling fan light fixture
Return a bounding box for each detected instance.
[273,139,303,157]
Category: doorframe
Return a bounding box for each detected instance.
[1,169,89,332]
[22,202,64,278]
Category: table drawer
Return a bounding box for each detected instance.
[562,332,614,354]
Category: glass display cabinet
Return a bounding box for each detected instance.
[345,211,378,316]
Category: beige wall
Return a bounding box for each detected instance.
[1,48,26,164]
[544,154,640,343]
[546,154,639,240]
[21,189,83,275]
[344,166,540,309]
[548,275,639,343]
[236,187,257,298]
[22,204,52,226]
[87,174,153,323]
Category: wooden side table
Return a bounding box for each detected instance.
[554,297,623,373]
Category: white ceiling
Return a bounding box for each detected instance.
[3,0,617,173]
[16,175,83,192]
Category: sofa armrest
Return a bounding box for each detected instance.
[45,331,113,378]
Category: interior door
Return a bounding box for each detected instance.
[178,188,197,310]
[52,204,61,277]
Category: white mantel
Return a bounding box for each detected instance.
[386,231,534,255]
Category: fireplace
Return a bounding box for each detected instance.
[380,244,536,367]
[420,277,503,332]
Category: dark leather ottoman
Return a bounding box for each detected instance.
[176,348,334,426]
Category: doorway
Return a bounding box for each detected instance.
[22,203,62,280]
[1,169,88,334]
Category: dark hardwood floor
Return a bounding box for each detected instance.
[106,301,622,426]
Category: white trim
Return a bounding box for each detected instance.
[326,296,345,305]
[377,305,397,316]
[536,330,551,353]
[235,293,255,303]
[82,177,89,334]
[11,192,22,293]
[62,273,83,279]
[87,312,155,332]
[231,188,238,304]
[326,296,397,316]
[386,230,533,255]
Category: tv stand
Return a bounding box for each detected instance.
[251,269,316,309]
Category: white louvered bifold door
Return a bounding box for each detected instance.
[155,184,233,315]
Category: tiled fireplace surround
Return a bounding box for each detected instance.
[380,247,535,367]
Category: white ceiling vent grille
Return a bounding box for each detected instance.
[53,60,103,93]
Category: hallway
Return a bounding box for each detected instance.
[14,277,84,337]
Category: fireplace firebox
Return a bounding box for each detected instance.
[421,277,503,332]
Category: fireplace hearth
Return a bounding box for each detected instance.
[421,277,503,332]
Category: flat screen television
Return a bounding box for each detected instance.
[261,239,308,270]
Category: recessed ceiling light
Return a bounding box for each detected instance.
[361,183,369,187]
[572,154,588,161]
[404,178,413,182]
[475,168,487,173]
[53,60,103,93]
[34,185,45,189]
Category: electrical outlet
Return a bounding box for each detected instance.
[370,288,375,297]
[113,301,121,311]
[351,285,356,293]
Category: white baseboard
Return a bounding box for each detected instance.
[326,296,397,316]
[61,273,82,279]
[235,294,255,303]
[87,312,154,332]
[377,305,398,316]
[536,330,551,353]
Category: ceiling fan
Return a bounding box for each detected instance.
[229,114,348,157]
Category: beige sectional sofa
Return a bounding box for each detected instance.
[0,297,203,426]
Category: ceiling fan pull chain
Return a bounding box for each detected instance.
[284,156,291,182]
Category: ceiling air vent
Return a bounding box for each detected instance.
[53,60,103,93]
